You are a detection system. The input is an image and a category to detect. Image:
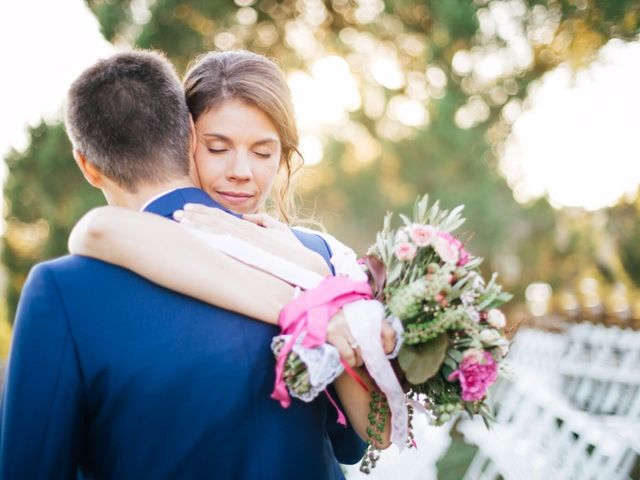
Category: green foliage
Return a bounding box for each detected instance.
[4,0,639,321]
[607,197,640,288]
[399,332,449,384]
[2,122,104,320]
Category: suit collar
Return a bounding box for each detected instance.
[143,187,237,219]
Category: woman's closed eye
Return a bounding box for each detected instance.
[207,147,229,154]
[254,150,273,159]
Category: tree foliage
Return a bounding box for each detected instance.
[2,0,638,321]
[2,123,104,319]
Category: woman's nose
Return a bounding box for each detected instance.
[227,151,252,181]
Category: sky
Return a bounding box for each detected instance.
[0,0,113,156]
[502,39,640,210]
[1,0,639,212]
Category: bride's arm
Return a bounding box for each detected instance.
[335,369,391,449]
[174,203,331,277]
[69,206,296,324]
[69,206,392,447]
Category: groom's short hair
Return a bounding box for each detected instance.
[65,50,191,192]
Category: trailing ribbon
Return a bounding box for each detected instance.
[271,276,373,412]
[343,299,409,451]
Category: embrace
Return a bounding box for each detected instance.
[0,50,400,479]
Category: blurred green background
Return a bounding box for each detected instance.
[4,1,640,323]
[1,1,640,474]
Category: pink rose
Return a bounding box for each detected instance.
[394,242,417,261]
[447,349,498,402]
[436,231,470,266]
[457,247,470,267]
[433,237,460,264]
[409,224,437,247]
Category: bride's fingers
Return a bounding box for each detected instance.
[183,203,221,215]
[346,337,364,367]
[174,212,223,233]
[176,208,252,236]
[380,323,396,355]
[175,216,217,234]
[182,204,241,223]
[331,336,357,368]
[240,213,264,227]
[243,213,288,231]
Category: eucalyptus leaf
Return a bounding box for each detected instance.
[387,262,403,285]
[477,291,498,311]
[498,292,514,303]
[399,213,412,227]
[398,333,449,384]
[447,349,464,362]
[443,357,457,370]
[464,404,475,419]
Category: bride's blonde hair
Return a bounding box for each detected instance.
[184,50,303,224]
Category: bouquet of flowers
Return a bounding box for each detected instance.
[365,195,511,424]
[272,195,511,472]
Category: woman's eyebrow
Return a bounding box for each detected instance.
[199,133,279,146]
[201,133,231,141]
[253,138,279,147]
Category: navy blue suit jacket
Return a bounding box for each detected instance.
[0,188,365,479]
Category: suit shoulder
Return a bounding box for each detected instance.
[25,255,126,297]
[33,255,119,276]
[291,227,333,258]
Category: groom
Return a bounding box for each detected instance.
[0,51,366,479]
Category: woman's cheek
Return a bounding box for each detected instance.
[258,161,279,191]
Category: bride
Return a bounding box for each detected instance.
[69,50,400,461]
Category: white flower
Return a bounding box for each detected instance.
[466,307,480,323]
[479,328,501,345]
[395,229,410,244]
[467,272,484,291]
[433,237,459,264]
[487,309,506,329]
[461,291,476,306]
[331,249,368,282]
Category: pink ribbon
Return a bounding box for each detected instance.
[271,276,373,420]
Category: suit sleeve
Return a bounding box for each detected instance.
[0,264,87,479]
[324,385,367,464]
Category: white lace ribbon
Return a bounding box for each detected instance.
[183,227,324,289]
[271,334,344,402]
[342,299,408,450]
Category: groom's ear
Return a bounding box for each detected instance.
[73,150,104,188]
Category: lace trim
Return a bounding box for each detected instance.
[271,334,344,402]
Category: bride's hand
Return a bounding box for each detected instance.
[174,204,331,277]
[326,311,397,368]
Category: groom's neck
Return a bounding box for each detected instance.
[105,177,197,211]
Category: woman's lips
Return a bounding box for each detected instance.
[216,191,254,206]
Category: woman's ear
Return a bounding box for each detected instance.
[188,114,198,158]
[188,115,202,188]
[73,150,104,188]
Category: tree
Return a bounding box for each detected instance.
[2,123,103,319]
[3,0,638,321]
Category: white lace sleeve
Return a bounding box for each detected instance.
[271,334,344,402]
[293,227,368,282]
